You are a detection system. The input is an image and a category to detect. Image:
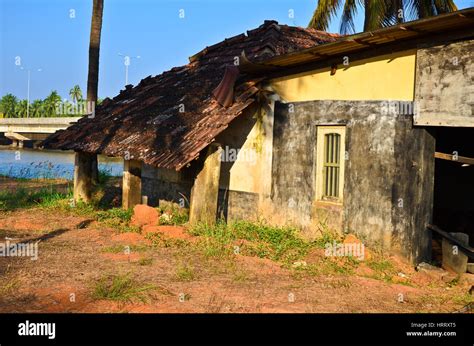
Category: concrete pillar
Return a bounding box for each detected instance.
[73,151,95,203]
[122,159,142,210]
[18,140,24,149]
[189,144,222,225]
[11,140,18,147]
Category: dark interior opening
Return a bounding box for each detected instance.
[432,127,474,264]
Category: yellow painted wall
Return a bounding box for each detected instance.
[216,107,266,194]
[270,50,416,102]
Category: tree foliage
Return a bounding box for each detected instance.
[309,0,458,34]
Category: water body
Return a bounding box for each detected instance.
[0,147,123,180]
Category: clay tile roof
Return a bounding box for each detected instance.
[42,21,339,170]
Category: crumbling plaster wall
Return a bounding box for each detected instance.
[271,100,435,263]
[415,39,474,127]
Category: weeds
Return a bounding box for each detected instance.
[92,274,156,302]
[175,263,195,281]
[158,202,189,225]
[190,220,313,263]
[0,188,72,211]
[138,257,153,266]
[101,244,149,253]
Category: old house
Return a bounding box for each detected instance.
[43,8,474,264]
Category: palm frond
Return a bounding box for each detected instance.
[308,0,342,30]
[433,0,457,14]
[339,0,358,34]
[363,0,390,31]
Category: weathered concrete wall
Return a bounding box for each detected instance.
[189,144,222,225]
[272,100,435,263]
[214,104,272,221]
[415,39,474,127]
[141,165,193,208]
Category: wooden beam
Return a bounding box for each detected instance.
[434,151,474,165]
[427,224,474,260]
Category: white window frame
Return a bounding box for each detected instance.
[315,126,346,204]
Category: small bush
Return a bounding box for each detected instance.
[158,203,189,225]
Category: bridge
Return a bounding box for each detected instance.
[0,117,81,148]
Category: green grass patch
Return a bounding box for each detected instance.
[92,274,156,302]
[101,244,149,253]
[138,257,153,266]
[175,263,195,281]
[366,258,398,282]
[190,220,313,263]
[158,202,189,225]
[0,188,72,211]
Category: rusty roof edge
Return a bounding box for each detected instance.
[253,7,474,70]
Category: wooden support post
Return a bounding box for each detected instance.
[73,151,95,203]
[189,144,222,225]
[122,159,142,210]
[91,155,99,185]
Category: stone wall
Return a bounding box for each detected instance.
[141,164,193,208]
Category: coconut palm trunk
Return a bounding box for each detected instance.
[87,0,104,185]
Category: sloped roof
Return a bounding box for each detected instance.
[42,21,339,170]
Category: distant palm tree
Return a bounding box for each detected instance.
[30,100,44,118]
[0,94,18,118]
[69,85,83,103]
[16,100,29,118]
[44,91,62,117]
[309,0,457,34]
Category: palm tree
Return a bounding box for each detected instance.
[30,100,44,118]
[16,100,29,118]
[0,94,19,118]
[69,85,83,103]
[309,0,457,34]
[43,91,62,117]
[87,0,104,185]
[87,0,104,106]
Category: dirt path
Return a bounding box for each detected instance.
[0,208,472,313]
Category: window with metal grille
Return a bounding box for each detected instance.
[315,126,345,203]
[323,133,341,198]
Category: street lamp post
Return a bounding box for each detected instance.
[20,67,42,118]
[118,53,140,85]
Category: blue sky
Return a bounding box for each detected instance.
[1,0,472,101]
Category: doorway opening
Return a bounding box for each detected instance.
[432,127,474,264]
